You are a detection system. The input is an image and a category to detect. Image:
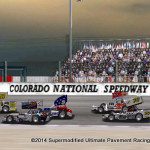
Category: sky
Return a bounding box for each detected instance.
[0,0,150,38]
[0,0,150,62]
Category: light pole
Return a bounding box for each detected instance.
[4,61,7,82]
[69,0,82,82]
[69,0,73,82]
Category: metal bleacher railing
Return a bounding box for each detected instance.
[11,75,150,83]
[54,75,150,83]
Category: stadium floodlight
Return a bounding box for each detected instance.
[69,0,82,82]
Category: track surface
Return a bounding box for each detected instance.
[1,95,150,126]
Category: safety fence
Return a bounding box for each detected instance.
[58,75,150,83]
[4,75,150,83]
[13,76,57,83]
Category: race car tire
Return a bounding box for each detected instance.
[32,115,40,124]
[59,110,66,119]
[135,113,143,122]
[6,115,14,123]
[98,106,104,113]
[19,118,23,123]
[67,112,73,119]
[2,106,9,113]
[122,106,128,113]
[100,103,106,107]
[40,117,46,123]
[108,114,115,121]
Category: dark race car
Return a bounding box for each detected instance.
[102,105,150,122]
[3,108,51,124]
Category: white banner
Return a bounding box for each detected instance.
[0,83,149,96]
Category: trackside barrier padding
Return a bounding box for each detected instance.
[0,76,13,82]
[0,76,2,82]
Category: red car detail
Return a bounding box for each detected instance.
[56,105,73,113]
[112,92,127,99]
[115,103,126,109]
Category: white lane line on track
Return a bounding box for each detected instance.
[1,124,150,130]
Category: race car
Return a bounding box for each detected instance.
[3,100,51,124]
[91,92,143,113]
[0,93,17,113]
[44,95,74,119]
[102,105,150,122]
[3,108,51,124]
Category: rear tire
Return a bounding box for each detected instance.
[19,118,23,123]
[135,113,143,122]
[108,114,115,121]
[122,106,128,113]
[6,115,14,123]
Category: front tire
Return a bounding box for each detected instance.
[59,110,66,119]
[32,115,40,124]
[98,106,104,113]
[40,117,46,123]
[135,113,143,122]
[19,118,23,123]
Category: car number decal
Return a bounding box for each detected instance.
[144,112,150,115]
[133,97,140,103]
[0,92,7,100]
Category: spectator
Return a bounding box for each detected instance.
[60,40,150,83]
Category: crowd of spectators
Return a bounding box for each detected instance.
[60,41,150,82]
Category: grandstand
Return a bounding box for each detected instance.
[60,38,150,83]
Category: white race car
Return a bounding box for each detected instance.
[92,96,143,113]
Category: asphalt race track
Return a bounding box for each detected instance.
[1,95,150,126]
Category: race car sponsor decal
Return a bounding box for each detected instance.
[133,97,140,103]
[112,92,127,99]
[144,112,150,115]
[0,92,7,100]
